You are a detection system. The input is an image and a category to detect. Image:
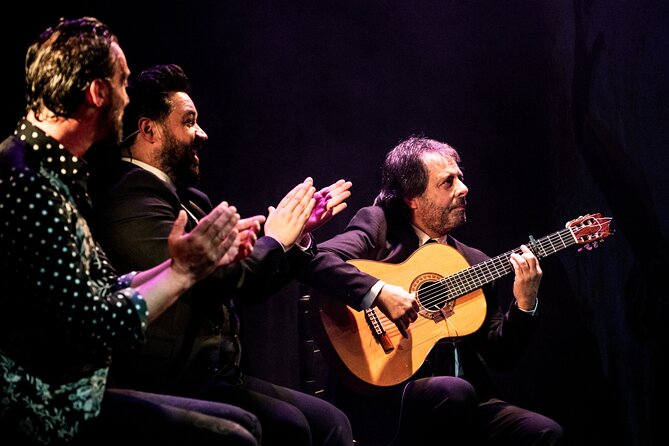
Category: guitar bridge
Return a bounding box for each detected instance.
[364,308,394,353]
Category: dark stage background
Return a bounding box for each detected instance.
[2,2,668,445]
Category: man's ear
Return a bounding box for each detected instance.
[138,117,159,143]
[404,196,418,210]
[86,79,109,107]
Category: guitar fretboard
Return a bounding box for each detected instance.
[425,227,577,306]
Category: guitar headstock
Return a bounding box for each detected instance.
[566,213,613,251]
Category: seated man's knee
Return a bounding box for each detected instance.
[262,402,312,445]
[537,419,564,445]
[408,376,477,410]
[317,403,353,445]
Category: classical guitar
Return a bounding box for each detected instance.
[308,213,612,391]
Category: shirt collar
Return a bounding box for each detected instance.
[121,156,175,188]
[411,224,448,245]
[15,118,89,185]
[412,225,434,244]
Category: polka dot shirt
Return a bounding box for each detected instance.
[0,119,149,443]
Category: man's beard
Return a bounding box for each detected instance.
[421,196,466,236]
[160,129,200,188]
[99,94,125,145]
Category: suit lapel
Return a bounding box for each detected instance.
[176,187,209,227]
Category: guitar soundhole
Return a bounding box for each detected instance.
[418,280,447,311]
[412,273,454,321]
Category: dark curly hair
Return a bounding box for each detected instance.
[25,17,118,119]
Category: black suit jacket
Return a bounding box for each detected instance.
[299,204,540,399]
[89,160,314,392]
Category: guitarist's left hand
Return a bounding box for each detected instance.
[509,244,542,311]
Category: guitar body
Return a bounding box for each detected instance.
[308,213,612,392]
[310,243,487,390]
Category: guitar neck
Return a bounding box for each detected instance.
[443,227,576,300]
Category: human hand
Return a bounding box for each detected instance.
[230,215,266,262]
[304,179,352,234]
[168,201,240,281]
[373,283,419,338]
[510,244,542,311]
[264,178,316,250]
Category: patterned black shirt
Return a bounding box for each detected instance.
[0,119,149,444]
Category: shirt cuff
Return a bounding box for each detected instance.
[361,280,385,309]
[114,271,139,291]
[295,233,313,251]
[266,235,288,252]
[266,234,312,252]
[517,298,539,316]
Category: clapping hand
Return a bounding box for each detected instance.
[232,215,266,262]
[264,177,316,250]
[168,201,240,281]
[304,179,352,234]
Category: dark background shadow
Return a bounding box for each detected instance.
[2,2,667,444]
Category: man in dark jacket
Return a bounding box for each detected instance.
[299,136,563,445]
[88,63,353,446]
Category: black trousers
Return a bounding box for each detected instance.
[393,376,563,446]
[189,373,354,446]
[2,388,261,445]
[75,388,261,445]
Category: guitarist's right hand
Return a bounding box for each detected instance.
[373,284,419,338]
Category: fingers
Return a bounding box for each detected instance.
[198,203,241,264]
[510,245,540,273]
[169,210,189,239]
[283,182,316,224]
[275,183,302,209]
[218,227,239,252]
[327,190,351,210]
[324,180,352,214]
[395,320,409,339]
[238,228,258,245]
[214,207,240,242]
[326,179,352,199]
[235,229,258,261]
[329,202,348,217]
[299,193,317,223]
[194,201,238,238]
[214,229,241,267]
[276,177,314,210]
[234,242,255,262]
[395,311,417,338]
[168,202,241,279]
[511,245,542,307]
[396,294,419,337]
[237,215,265,233]
[238,229,257,256]
[294,184,316,216]
[375,284,418,339]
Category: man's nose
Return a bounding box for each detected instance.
[457,180,468,196]
[195,124,208,141]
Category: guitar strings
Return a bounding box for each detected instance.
[417,216,609,309]
[414,229,575,310]
[416,231,566,308]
